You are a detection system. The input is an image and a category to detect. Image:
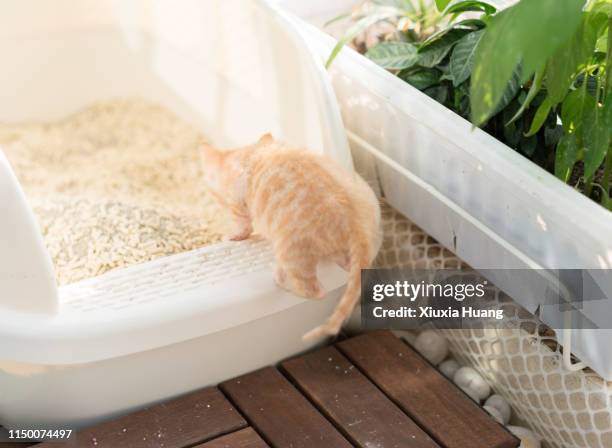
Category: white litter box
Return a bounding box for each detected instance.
[0,0,350,430]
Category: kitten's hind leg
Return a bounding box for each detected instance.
[332,252,351,271]
[276,252,325,300]
[227,204,252,241]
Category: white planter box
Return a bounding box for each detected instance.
[285,13,612,380]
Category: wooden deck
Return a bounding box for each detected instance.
[2,331,519,448]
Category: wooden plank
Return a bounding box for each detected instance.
[281,346,440,448]
[0,442,37,448]
[220,367,352,448]
[338,331,520,448]
[195,428,268,448]
[37,387,246,448]
[0,440,36,446]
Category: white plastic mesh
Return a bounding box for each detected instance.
[375,203,612,448]
[59,239,274,313]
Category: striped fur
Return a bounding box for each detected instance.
[200,134,381,339]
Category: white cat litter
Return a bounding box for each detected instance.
[0,98,229,285]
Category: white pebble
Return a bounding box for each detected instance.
[506,426,540,448]
[453,367,491,401]
[414,330,448,365]
[485,394,511,424]
[438,359,460,379]
[483,405,504,424]
[459,385,481,403]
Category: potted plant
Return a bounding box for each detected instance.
[329,0,612,209]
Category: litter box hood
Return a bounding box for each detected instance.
[0,152,58,314]
[0,0,350,163]
[0,0,351,364]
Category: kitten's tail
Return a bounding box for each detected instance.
[302,234,370,340]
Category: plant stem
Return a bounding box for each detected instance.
[596,70,603,104]
[602,146,612,200]
[606,15,612,97]
[581,75,596,197]
[600,15,612,205]
[585,175,594,197]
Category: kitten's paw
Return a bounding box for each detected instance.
[227,231,251,241]
[299,280,326,301]
[274,266,287,288]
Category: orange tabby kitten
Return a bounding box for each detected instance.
[200,134,381,339]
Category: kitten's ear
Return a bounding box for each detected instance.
[257,133,274,145]
[201,141,215,151]
[200,141,223,165]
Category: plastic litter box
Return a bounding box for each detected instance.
[0,0,351,429]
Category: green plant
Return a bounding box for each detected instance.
[329,0,557,164]
[384,1,558,167]
[328,0,612,210]
[325,0,451,68]
[470,0,612,208]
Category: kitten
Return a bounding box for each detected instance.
[200,134,381,339]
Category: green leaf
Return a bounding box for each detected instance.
[444,1,497,15]
[502,101,523,146]
[326,7,404,68]
[420,25,472,51]
[435,0,453,11]
[470,0,585,125]
[417,46,454,68]
[423,84,450,104]
[545,125,564,148]
[525,96,553,136]
[561,87,595,132]
[440,72,454,82]
[366,42,419,69]
[452,18,487,30]
[506,65,545,125]
[417,28,472,67]
[605,14,612,97]
[583,95,612,179]
[519,134,538,157]
[596,29,608,53]
[545,10,608,106]
[399,67,442,90]
[491,67,522,117]
[545,58,573,107]
[515,0,586,79]
[601,185,612,210]
[588,0,612,16]
[449,30,484,86]
[555,133,579,181]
